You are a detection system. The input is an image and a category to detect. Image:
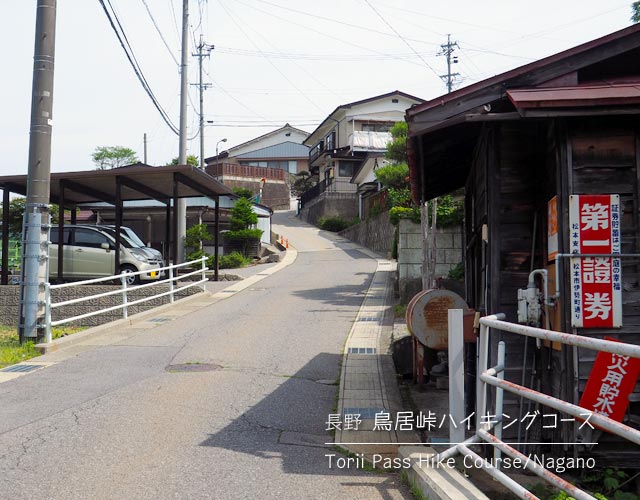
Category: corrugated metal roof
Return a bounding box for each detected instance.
[507,83,640,109]
[236,141,309,160]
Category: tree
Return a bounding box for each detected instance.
[167,155,199,167]
[232,187,254,199]
[385,121,408,164]
[1,197,62,236]
[92,146,138,170]
[290,171,316,196]
[224,197,263,257]
[633,1,640,22]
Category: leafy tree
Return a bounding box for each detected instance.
[633,1,640,22]
[232,187,254,199]
[1,197,62,236]
[167,155,199,167]
[291,171,316,196]
[374,163,409,190]
[184,223,212,262]
[92,146,138,170]
[224,197,263,256]
[385,121,408,163]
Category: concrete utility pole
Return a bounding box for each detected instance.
[176,0,189,263]
[438,34,460,93]
[143,132,148,164]
[422,34,460,290]
[19,0,57,343]
[192,35,213,170]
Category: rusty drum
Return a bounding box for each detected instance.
[406,289,470,350]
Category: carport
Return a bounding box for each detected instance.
[0,163,233,284]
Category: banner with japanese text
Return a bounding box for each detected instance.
[578,337,640,423]
[569,194,622,328]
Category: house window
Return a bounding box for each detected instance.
[338,162,355,177]
[361,123,392,132]
[325,131,336,150]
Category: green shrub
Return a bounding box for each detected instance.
[389,206,420,226]
[232,187,254,199]
[184,223,213,262]
[448,262,464,281]
[207,251,251,270]
[374,163,409,189]
[317,216,350,232]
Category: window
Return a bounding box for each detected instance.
[50,228,71,245]
[338,162,355,177]
[73,228,111,249]
[361,123,392,133]
[325,131,336,150]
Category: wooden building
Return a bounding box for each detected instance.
[407,24,640,462]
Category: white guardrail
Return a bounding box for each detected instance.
[440,311,640,500]
[42,257,208,342]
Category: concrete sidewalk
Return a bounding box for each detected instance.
[335,257,418,460]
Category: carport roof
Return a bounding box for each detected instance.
[0,163,233,205]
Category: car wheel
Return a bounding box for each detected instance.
[119,265,140,285]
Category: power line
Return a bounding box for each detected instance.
[361,0,441,80]
[140,0,179,66]
[97,0,180,134]
[217,0,326,113]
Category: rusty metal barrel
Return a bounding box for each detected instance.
[406,289,470,350]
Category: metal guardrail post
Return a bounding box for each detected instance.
[120,274,128,319]
[44,282,52,343]
[477,321,489,432]
[169,265,175,303]
[200,256,207,291]
[494,340,506,469]
[448,309,465,445]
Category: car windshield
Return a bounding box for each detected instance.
[97,227,137,248]
[122,228,146,248]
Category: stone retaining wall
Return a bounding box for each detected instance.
[0,283,202,328]
[338,210,394,256]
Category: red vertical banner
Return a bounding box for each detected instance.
[579,337,640,423]
[569,195,622,329]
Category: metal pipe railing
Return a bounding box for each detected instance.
[43,257,208,337]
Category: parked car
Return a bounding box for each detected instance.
[49,225,164,285]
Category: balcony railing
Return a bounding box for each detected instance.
[309,141,324,164]
[299,178,357,208]
[208,163,286,181]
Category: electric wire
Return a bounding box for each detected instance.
[217,0,326,113]
[140,0,179,66]
[361,0,441,80]
[97,0,180,135]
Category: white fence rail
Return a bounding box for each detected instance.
[441,311,640,500]
[43,257,208,342]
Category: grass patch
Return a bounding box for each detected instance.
[401,470,429,500]
[0,324,85,369]
[394,304,407,318]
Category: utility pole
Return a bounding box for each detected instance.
[422,35,460,290]
[176,0,189,264]
[143,132,148,164]
[19,0,57,343]
[438,34,460,93]
[191,35,213,170]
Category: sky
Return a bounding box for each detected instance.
[1,1,635,176]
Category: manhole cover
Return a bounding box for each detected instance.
[1,364,44,373]
[165,363,221,373]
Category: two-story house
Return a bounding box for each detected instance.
[299,90,423,223]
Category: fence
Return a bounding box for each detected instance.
[299,178,357,208]
[43,257,208,343]
[208,163,286,181]
[439,311,640,500]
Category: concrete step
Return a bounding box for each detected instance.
[399,446,490,500]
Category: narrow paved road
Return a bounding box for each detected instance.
[0,212,409,500]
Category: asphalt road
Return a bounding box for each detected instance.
[0,212,409,500]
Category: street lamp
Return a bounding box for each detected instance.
[216,138,227,166]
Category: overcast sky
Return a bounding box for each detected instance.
[1,1,634,176]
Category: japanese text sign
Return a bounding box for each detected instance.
[569,195,622,328]
[579,337,640,423]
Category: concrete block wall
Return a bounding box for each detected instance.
[398,220,463,303]
[0,284,202,329]
[338,210,394,256]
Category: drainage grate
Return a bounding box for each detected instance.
[342,407,386,419]
[348,347,377,354]
[1,364,44,373]
[165,363,221,373]
[357,317,379,322]
[148,317,171,323]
